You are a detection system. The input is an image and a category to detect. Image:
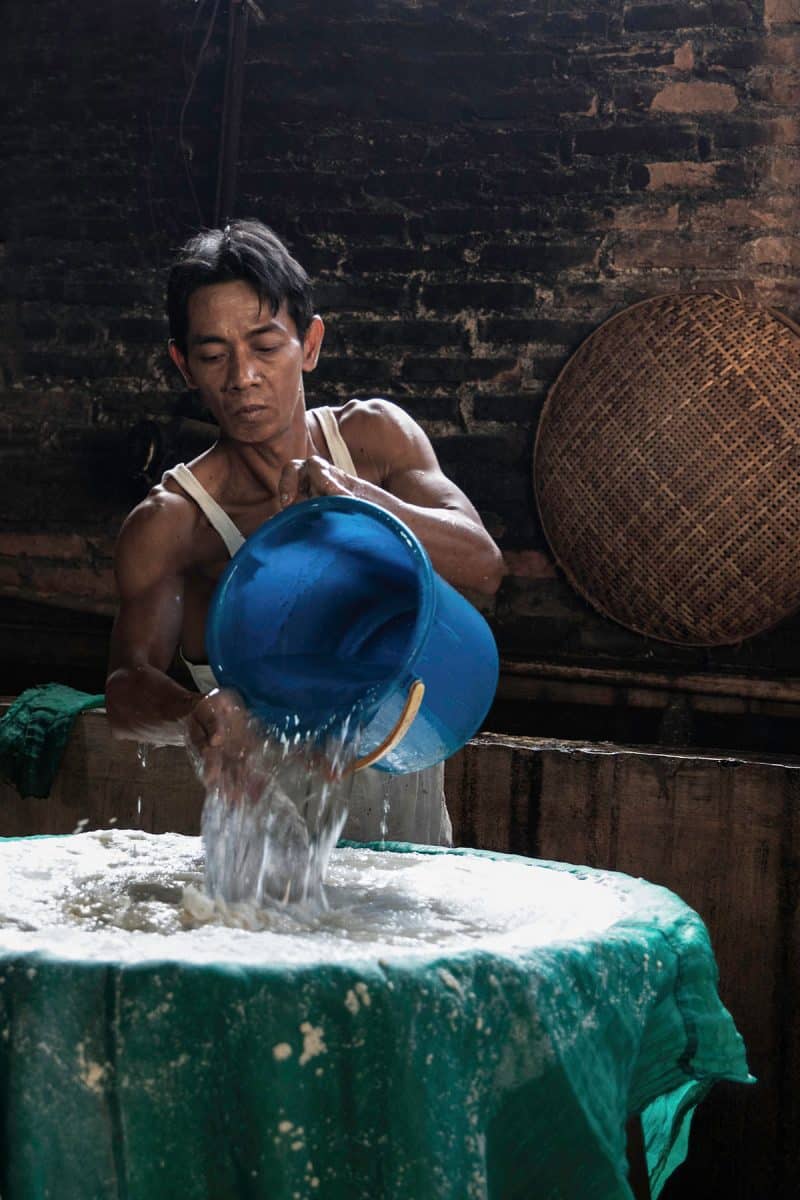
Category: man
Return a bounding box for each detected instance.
[106,220,504,843]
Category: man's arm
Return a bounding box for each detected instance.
[279,400,506,595]
[105,494,243,751]
[105,494,199,743]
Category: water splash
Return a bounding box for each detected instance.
[188,714,360,909]
[135,743,148,830]
[379,773,391,846]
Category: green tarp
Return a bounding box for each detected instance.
[0,841,751,1199]
[0,684,104,798]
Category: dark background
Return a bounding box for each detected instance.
[2,0,799,692]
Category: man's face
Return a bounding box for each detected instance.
[169,279,323,443]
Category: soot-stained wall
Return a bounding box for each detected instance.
[2,0,800,677]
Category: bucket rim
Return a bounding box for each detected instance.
[206,494,436,728]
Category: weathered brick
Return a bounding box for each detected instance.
[574,124,697,157]
[0,533,87,560]
[650,81,739,112]
[26,563,116,604]
[624,3,713,33]
[761,35,800,66]
[313,280,407,314]
[19,314,58,341]
[395,393,462,423]
[749,236,800,267]
[107,317,170,344]
[473,391,547,423]
[690,197,793,231]
[312,357,395,387]
[709,40,762,68]
[670,41,696,70]
[480,241,601,273]
[765,0,800,25]
[645,160,722,189]
[432,432,533,514]
[611,201,681,230]
[610,231,743,269]
[465,128,562,160]
[713,119,779,148]
[332,320,468,350]
[540,11,612,39]
[527,165,615,195]
[21,351,121,380]
[345,245,459,274]
[710,0,760,26]
[767,115,800,144]
[751,277,800,310]
[0,563,24,591]
[294,211,408,240]
[768,155,800,187]
[61,319,103,346]
[763,74,800,107]
[470,82,598,122]
[479,318,597,348]
[400,357,516,385]
[503,550,558,581]
[420,282,536,313]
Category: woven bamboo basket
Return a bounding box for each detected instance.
[533,292,800,645]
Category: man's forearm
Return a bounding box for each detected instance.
[105,663,199,745]
[351,480,505,594]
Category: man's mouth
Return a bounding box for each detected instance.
[233,403,269,418]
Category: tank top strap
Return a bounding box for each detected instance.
[313,406,358,477]
[164,463,246,558]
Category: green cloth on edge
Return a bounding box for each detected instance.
[0,684,105,798]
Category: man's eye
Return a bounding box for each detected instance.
[199,354,223,362]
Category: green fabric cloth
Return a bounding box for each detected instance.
[0,684,105,798]
[0,839,752,1199]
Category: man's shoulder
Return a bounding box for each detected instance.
[334,396,404,422]
[334,397,416,442]
[115,479,200,574]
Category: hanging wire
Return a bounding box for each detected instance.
[178,0,223,225]
[181,0,212,79]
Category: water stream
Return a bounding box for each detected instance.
[188,714,360,909]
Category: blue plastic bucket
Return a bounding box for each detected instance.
[206,496,499,773]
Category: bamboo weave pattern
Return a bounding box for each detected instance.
[534,292,800,644]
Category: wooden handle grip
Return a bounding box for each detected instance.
[348,679,426,773]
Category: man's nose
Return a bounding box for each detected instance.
[225,350,260,390]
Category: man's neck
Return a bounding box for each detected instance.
[225,411,314,500]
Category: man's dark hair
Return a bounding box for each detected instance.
[167,219,314,353]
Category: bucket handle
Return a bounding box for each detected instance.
[348,679,426,773]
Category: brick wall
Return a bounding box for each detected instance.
[2,0,800,675]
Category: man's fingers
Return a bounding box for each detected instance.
[280,457,358,508]
[304,457,338,495]
[280,456,355,507]
[279,460,309,508]
[185,688,245,753]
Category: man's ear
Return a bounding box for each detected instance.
[302,316,325,373]
[168,340,195,387]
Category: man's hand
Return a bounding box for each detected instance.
[278,455,359,509]
[183,688,262,801]
[184,687,250,752]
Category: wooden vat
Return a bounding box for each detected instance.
[0,708,794,1198]
[447,732,798,1200]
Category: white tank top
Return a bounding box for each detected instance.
[165,406,355,693]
